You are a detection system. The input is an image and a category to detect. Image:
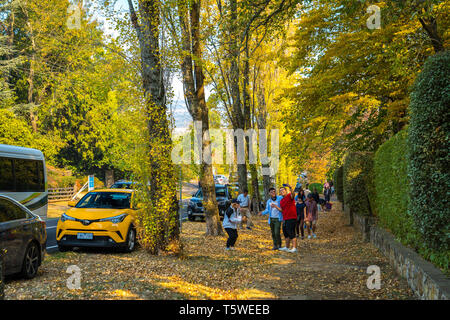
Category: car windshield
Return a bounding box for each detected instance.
[216,187,227,198]
[76,192,131,209]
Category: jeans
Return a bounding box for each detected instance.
[270,218,282,247]
[225,228,238,248]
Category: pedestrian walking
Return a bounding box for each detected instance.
[305,193,319,239]
[259,188,283,250]
[312,188,321,212]
[223,199,243,250]
[295,189,306,239]
[237,189,253,230]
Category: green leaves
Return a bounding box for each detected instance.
[408,51,450,261]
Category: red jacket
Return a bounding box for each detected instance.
[280,194,297,220]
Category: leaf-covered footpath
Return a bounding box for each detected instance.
[4,202,415,300]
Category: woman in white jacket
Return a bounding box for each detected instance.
[223,199,243,250]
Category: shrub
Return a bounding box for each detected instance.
[343,152,374,217]
[333,166,344,202]
[308,183,323,194]
[408,51,450,269]
[374,129,417,245]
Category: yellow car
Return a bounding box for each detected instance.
[56,189,137,252]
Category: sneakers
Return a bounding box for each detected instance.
[307,235,311,239]
[313,233,317,239]
[225,247,231,251]
[272,246,279,250]
[278,247,288,251]
[288,248,297,253]
[246,226,252,230]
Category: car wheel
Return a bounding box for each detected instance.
[187,209,195,221]
[122,226,136,253]
[21,242,40,279]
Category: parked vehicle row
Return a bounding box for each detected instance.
[0,145,48,279]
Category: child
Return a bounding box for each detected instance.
[223,199,243,250]
[305,193,318,239]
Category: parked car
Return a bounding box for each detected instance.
[110,180,140,189]
[0,195,46,279]
[56,189,137,252]
[187,184,232,221]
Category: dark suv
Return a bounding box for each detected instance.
[187,184,232,221]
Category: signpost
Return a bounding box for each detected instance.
[88,175,95,192]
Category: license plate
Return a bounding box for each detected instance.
[77,233,93,240]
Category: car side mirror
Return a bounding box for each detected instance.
[68,200,76,207]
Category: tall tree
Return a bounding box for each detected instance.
[127,0,179,253]
[178,0,223,235]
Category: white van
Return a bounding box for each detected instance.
[0,144,48,220]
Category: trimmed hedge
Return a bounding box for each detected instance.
[333,166,344,202]
[374,129,417,245]
[309,183,323,194]
[343,152,374,217]
[408,51,450,271]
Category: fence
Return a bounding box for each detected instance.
[48,187,76,202]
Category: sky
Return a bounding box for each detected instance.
[90,0,194,133]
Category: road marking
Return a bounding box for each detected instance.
[46,245,58,249]
[46,226,57,229]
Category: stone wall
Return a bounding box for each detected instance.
[345,203,450,300]
[369,225,450,300]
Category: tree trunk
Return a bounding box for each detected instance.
[105,169,114,188]
[419,17,444,53]
[128,0,179,253]
[178,0,223,236]
[256,79,273,201]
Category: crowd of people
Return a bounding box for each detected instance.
[222,181,335,253]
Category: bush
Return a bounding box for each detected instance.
[333,166,344,202]
[408,51,450,270]
[374,129,417,244]
[308,183,323,194]
[343,152,374,217]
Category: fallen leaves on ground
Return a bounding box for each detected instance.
[4,201,416,300]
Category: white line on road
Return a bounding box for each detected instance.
[46,226,57,229]
[46,245,58,249]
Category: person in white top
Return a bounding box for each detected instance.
[237,189,253,230]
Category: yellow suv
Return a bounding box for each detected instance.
[56,189,137,252]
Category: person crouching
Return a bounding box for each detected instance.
[223,199,244,250]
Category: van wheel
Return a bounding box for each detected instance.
[122,226,136,253]
[21,242,40,279]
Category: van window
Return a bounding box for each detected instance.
[14,159,44,192]
[0,157,14,191]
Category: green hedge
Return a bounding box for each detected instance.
[408,51,450,271]
[308,183,323,194]
[343,152,374,217]
[333,166,344,202]
[374,129,417,244]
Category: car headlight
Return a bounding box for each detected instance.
[99,213,127,224]
[61,213,76,222]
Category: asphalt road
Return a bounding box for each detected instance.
[45,218,59,254]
